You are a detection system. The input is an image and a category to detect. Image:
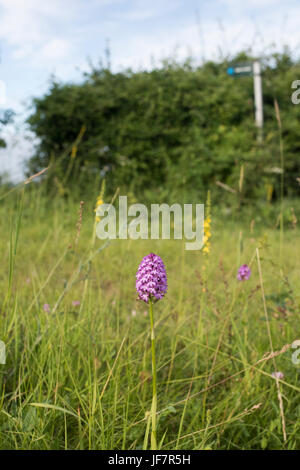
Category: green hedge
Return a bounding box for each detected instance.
[27,50,300,201]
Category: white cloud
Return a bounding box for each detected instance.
[0,0,75,62]
[0,80,6,106]
[116,0,181,22]
[37,38,72,61]
[0,0,299,71]
[112,2,300,70]
[219,0,288,13]
[0,124,36,182]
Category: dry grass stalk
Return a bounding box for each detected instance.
[75,200,85,247]
[216,180,236,194]
[274,99,282,129]
[24,166,49,185]
[256,247,287,442]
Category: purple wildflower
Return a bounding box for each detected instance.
[136,253,167,303]
[271,371,284,380]
[237,264,251,281]
[72,300,81,307]
[43,303,50,313]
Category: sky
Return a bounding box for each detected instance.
[0,0,300,181]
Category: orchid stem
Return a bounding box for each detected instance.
[149,297,157,450]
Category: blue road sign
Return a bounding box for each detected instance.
[227,62,253,77]
[227,67,235,76]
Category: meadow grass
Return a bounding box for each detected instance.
[0,186,299,450]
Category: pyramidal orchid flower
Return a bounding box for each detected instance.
[136,253,167,303]
[237,264,251,281]
[136,253,167,451]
